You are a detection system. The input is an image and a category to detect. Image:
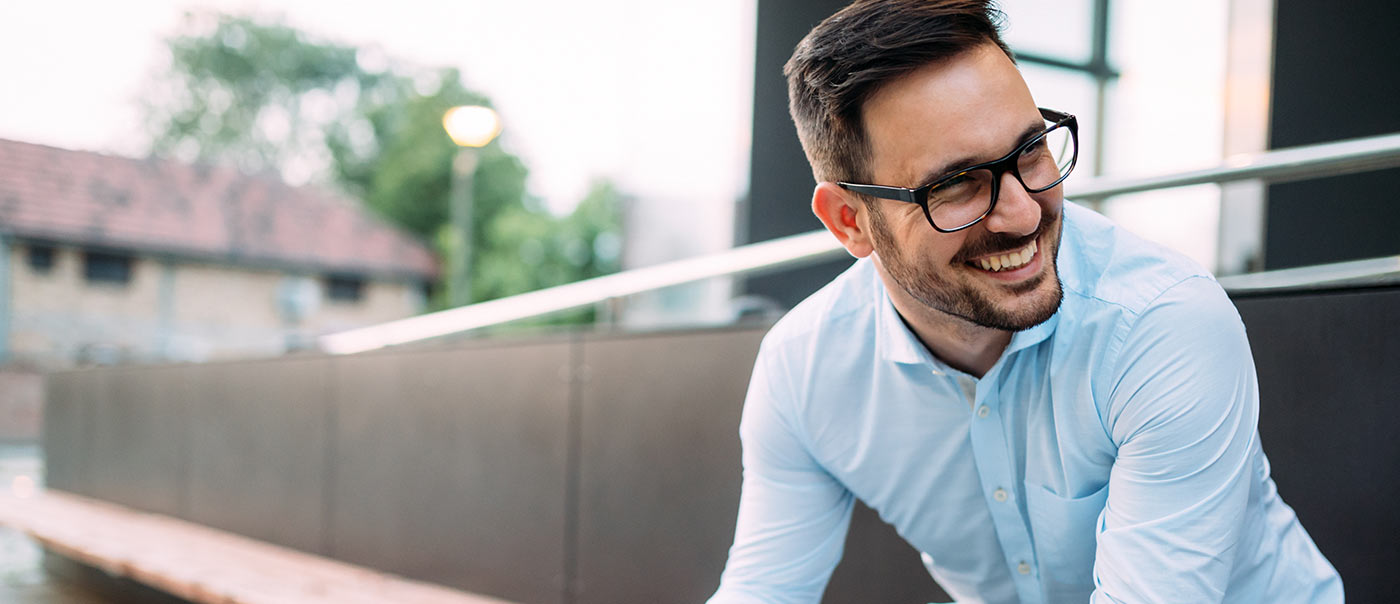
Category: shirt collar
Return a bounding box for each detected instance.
[1007,307,1059,354]
[874,274,935,366]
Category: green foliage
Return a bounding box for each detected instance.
[476,179,625,302]
[142,12,623,322]
[146,13,367,175]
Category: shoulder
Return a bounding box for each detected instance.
[745,258,881,420]
[1054,206,1256,438]
[1058,201,1223,319]
[1053,204,1248,410]
[760,257,875,353]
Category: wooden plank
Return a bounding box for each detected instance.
[0,489,519,604]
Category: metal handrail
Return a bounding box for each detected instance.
[1217,254,1400,294]
[1071,131,1400,199]
[319,231,841,354]
[318,131,1400,355]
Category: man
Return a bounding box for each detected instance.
[708,1,1343,603]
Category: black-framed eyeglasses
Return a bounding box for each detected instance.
[839,108,1078,233]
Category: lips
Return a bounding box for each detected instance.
[966,238,1037,272]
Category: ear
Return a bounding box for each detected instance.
[812,182,875,258]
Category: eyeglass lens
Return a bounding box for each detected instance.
[927,122,1075,230]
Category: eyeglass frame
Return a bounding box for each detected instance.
[838,108,1079,233]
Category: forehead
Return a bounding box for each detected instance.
[861,44,1042,186]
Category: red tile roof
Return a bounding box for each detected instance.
[0,139,437,280]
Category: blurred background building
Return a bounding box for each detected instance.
[0,139,435,369]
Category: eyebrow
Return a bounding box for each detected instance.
[910,120,1048,188]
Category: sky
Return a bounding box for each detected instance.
[0,0,756,217]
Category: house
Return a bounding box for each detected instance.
[0,138,438,370]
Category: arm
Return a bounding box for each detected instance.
[708,341,856,604]
[1091,276,1259,603]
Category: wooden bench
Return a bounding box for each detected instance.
[0,489,519,604]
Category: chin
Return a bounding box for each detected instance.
[890,259,1064,332]
[975,274,1063,331]
[956,217,1066,330]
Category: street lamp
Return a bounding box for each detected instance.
[442,105,502,307]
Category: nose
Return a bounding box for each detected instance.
[980,171,1043,237]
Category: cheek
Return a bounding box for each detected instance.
[924,232,969,266]
[872,205,967,266]
[896,232,967,269]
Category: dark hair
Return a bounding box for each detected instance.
[784,0,1013,183]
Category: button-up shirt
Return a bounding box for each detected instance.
[709,203,1342,604]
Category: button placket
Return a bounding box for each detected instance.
[966,373,1041,604]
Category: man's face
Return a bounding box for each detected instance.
[859,43,1064,331]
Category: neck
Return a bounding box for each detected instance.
[904,302,1010,378]
[877,265,1011,378]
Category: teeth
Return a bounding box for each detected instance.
[973,239,1038,272]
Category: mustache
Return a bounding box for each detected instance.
[952,208,1060,264]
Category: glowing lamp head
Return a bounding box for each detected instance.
[443,106,502,148]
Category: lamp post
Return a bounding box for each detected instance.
[442,105,502,307]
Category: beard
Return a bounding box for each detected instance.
[869,205,1064,332]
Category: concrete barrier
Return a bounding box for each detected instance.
[43,286,1400,602]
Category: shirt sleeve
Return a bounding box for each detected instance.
[1091,276,1260,603]
[708,340,856,604]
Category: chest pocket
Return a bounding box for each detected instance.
[1025,481,1109,600]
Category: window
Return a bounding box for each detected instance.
[83,251,133,285]
[999,0,1115,179]
[325,274,365,303]
[27,244,55,274]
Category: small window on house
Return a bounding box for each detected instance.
[83,251,133,285]
[325,274,365,303]
[28,244,56,274]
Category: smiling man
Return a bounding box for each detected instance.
[707,1,1342,603]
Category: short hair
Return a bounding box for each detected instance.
[784,0,1013,183]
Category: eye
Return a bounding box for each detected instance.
[928,170,984,204]
[1021,137,1048,159]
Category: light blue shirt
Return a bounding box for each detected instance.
[710,203,1342,604]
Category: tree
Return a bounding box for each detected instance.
[478,179,625,297]
[142,12,621,314]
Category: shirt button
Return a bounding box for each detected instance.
[976,405,990,418]
[1018,561,1032,575]
[993,488,1008,502]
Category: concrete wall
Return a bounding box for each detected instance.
[44,286,1400,602]
[43,327,948,604]
[6,241,425,368]
[0,369,43,442]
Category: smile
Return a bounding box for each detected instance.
[968,239,1037,272]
